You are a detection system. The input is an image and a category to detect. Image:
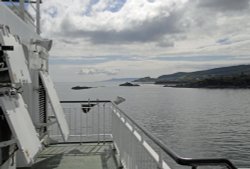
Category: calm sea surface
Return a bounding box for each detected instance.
[56,81,250,168]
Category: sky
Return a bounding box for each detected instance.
[38,0,250,82]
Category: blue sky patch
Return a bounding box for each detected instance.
[83,0,100,16]
[3,2,29,9]
[216,38,232,45]
[46,6,58,18]
[105,0,127,13]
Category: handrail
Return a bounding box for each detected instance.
[111,103,238,169]
[60,100,111,103]
[60,100,237,169]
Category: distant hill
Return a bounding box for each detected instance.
[156,65,250,84]
[181,74,250,88]
[133,76,156,83]
[104,78,138,82]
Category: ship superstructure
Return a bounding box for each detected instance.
[0,1,242,169]
[0,1,69,168]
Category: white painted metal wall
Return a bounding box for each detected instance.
[0,2,67,169]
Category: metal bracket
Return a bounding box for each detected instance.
[0,139,16,148]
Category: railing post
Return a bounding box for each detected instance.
[157,149,163,169]
[85,103,88,139]
[19,0,25,20]
[103,103,106,143]
[97,99,100,143]
[74,108,77,137]
[80,107,83,144]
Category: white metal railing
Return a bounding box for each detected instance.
[110,104,238,169]
[1,0,41,34]
[111,104,171,169]
[49,100,238,169]
[49,101,112,143]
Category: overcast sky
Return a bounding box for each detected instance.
[39,0,250,82]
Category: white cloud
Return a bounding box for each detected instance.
[78,67,119,75]
[49,56,250,82]
[197,0,250,11]
[40,0,250,56]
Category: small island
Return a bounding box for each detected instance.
[71,86,94,90]
[119,82,140,87]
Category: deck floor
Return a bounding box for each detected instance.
[29,143,119,169]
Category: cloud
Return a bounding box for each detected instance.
[154,55,236,62]
[197,0,250,11]
[49,55,142,65]
[78,67,120,75]
[40,0,250,56]
[56,1,187,45]
[49,57,250,82]
[41,0,189,44]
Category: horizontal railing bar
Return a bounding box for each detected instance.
[111,103,238,169]
[68,134,112,137]
[49,140,113,145]
[60,100,111,103]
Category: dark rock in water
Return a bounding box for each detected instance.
[119,82,140,86]
[71,86,93,90]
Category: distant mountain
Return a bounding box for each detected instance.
[156,65,250,84]
[104,78,138,82]
[133,76,156,83]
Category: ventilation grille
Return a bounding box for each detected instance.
[38,77,47,132]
